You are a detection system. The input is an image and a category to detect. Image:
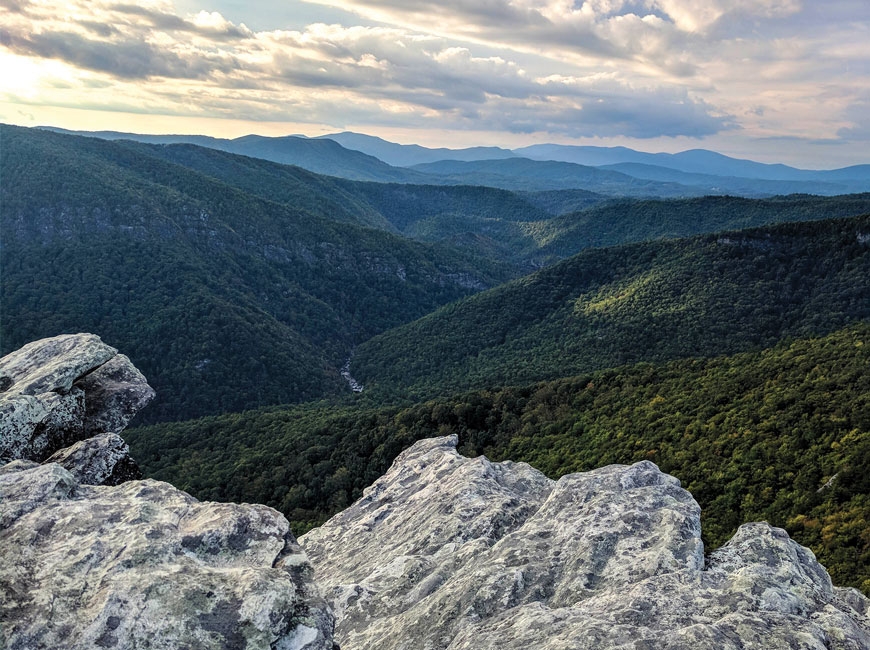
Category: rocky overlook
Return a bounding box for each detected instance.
[1,335,868,649]
[300,435,870,650]
[0,334,335,650]
[0,333,154,465]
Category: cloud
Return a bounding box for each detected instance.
[300,0,802,71]
[836,97,870,141]
[0,0,867,155]
[110,4,254,38]
[0,26,239,78]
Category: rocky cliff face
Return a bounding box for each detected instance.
[0,335,335,650]
[300,435,870,650]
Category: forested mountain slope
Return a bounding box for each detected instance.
[42,126,434,183]
[536,194,870,258]
[333,181,553,263]
[410,157,700,195]
[126,324,870,593]
[30,127,870,269]
[353,215,870,399]
[0,125,514,422]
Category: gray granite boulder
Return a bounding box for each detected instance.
[300,435,870,650]
[0,460,335,650]
[0,334,155,463]
[0,333,115,396]
[44,432,142,485]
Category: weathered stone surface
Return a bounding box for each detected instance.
[0,461,335,650]
[300,435,870,650]
[44,432,142,485]
[0,333,116,397]
[0,389,85,464]
[0,334,155,463]
[74,353,156,436]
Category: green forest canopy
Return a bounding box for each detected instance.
[127,323,870,594]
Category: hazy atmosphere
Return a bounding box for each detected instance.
[1,1,869,165]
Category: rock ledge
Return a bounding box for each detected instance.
[301,435,870,650]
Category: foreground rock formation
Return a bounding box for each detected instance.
[0,335,335,650]
[0,460,335,650]
[0,333,155,464]
[43,432,143,485]
[3,334,868,649]
[300,435,870,650]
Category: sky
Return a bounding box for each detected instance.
[1,0,868,168]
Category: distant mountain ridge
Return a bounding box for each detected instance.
[40,126,700,196]
[39,126,870,197]
[316,131,516,166]
[514,143,870,180]
[40,126,433,184]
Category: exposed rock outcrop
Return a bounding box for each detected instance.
[0,334,336,650]
[44,432,142,485]
[3,334,866,649]
[0,460,335,650]
[300,435,870,650]
[0,333,155,463]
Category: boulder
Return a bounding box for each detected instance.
[300,435,870,650]
[0,461,335,650]
[0,334,155,463]
[0,333,115,396]
[74,352,155,437]
[44,432,142,486]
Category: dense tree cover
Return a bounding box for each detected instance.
[354,215,870,400]
[408,157,704,195]
[127,324,870,593]
[8,125,869,425]
[539,194,870,257]
[334,181,549,263]
[0,125,515,422]
[519,188,605,215]
[6,124,870,594]
[128,142,394,230]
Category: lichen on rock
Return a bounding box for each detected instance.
[0,461,335,650]
[0,334,335,650]
[0,333,155,464]
[44,432,141,486]
[300,435,870,650]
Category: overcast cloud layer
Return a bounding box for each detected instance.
[1,0,868,166]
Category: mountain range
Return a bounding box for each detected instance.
[0,125,515,421]
[5,124,870,422]
[42,126,870,197]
